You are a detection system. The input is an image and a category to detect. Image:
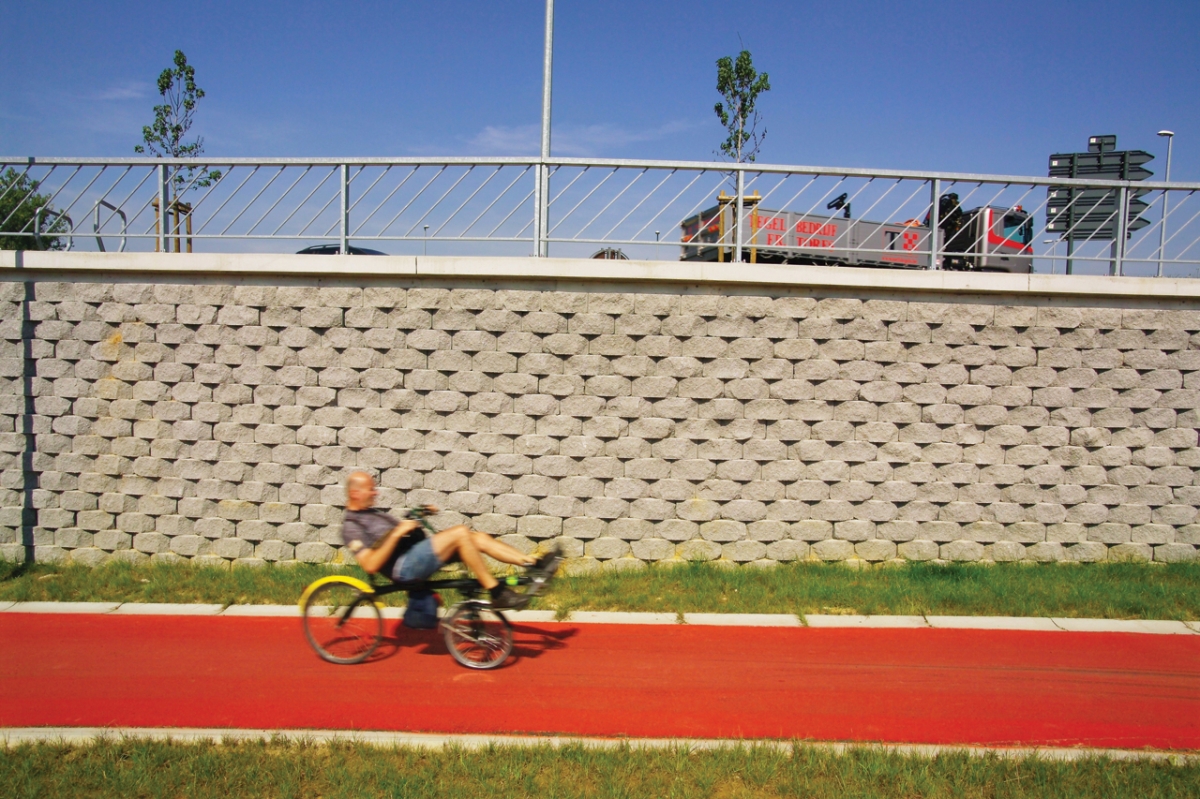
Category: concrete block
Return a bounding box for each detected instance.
[1153,543,1197,563]
[677,539,721,562]
[584,537,630,560]
[811,539,855,561]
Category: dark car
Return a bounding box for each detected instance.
[296,244,386,255]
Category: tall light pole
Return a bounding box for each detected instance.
[534,0,554,257]
[1157,130,1174,277]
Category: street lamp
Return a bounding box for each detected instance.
[423,225,429,257]
[1043,238,1057,274]
[1157,130,1174,277]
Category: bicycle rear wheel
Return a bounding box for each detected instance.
[301,578,383,665]
[441,602,513,670]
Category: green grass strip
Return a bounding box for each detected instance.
[1,739,1197,799]
[1,559,1198,620]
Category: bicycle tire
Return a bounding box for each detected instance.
[441,602,513,670]
[301,577,383,665]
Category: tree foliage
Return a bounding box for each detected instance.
[135,49,221,191]
[714,50,771,163]
[0,168,67,251]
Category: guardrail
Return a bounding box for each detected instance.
[2,156,1198,277]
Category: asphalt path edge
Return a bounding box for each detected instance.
[2,727,1196,763]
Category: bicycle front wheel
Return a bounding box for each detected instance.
[441,602,513,670]
[301,578,383,665]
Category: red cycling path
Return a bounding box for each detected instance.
[2,613,1198,750]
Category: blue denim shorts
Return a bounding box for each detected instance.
[392,537,443,582]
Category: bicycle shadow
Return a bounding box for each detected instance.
[365,621,579,668]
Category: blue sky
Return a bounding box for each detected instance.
[2,0,1197,180]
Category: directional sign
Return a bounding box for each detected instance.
[1047,151,1154,181]
[1047,188,1151,219]
[1047,138,1155,240]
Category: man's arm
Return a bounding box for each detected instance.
[352,520,420,574]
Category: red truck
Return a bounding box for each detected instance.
[680,193,1034,273]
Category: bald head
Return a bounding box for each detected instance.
[345,471,377,510]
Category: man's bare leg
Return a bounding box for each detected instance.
[469,531,537,567]
[428,526,535,589]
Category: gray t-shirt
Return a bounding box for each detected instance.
[341,508,425,576]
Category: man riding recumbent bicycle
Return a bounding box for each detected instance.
[299,471,561,670]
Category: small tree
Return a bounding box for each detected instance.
[135,49,221,192]
[714,50,771,163]
[0,168,67,251]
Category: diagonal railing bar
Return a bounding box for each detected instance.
[23,166,91,244]
[291,167,341,237]
[913,179,1012,255]
[358,166,420,236]
[194,166,258,235]
[599,168,677,241]
[459,166,531,239]
[571,168,649,241]
[547,167,619,236]
[488,185,537,239]
[0,165,40,232]
[1159,191,1199,256]
[345,165,388,216]
[858,180,930,255]
[268,167,332,236]
[376,165,446,237]
[787,176,853,246]
[629,169,712,242]
[91,165,136,233]
[219,167,289,236]
[674,170,747,249]
[246,166,314,236]
[545,165,590,208]
[400,166,474,238]
[749,175,814,233]
[983,185,1040,257]
[432,166,504,238]
[1165,199,1200,260]
[796,177,876,251]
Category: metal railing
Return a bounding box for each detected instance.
[2,156,1199,277]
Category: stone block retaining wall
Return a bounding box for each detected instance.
[2,254,1198,570]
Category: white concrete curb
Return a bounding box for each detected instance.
[805,614,929,628]
[0,602,1196,634]
[1,601,120,614]
[110,603,224,616]
[684,613,801,627]
[926,616,1062,632]
[1,727,1196,763]
[1051,618,1197,635]
[505,610,561,623]
[219,605,302,617]
[568,611,679,625]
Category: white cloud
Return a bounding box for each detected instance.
[462,119,701,157]
[92,82,151,102]
[465,124,541,155]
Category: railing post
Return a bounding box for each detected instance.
[928,178,940,270]
[339,164,349,255]
[1112,184,1128,276]
[157,164,169,253]
[533,165,543,257]
[734,168,745,263]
